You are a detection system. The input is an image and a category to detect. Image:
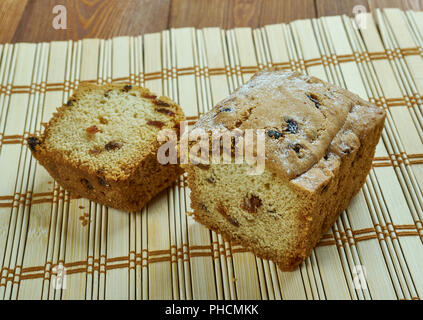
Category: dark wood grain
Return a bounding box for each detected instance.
[12,0,171,43]
[169,0,228,28]
[316,0,370,17]
[226,0,264,28]
[0,0,421,44]
[259,0,316,25]
[169,0,316,29]
[0,0,28,43]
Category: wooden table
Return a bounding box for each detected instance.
[1,0,422,44]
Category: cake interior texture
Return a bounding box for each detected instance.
[185,70,386,271]
[28,83,185,211]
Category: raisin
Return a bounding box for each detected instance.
[27,137,41,152]
[153,99,170,107]
[227,216,240,227]
[219,107,232,113]
[200,203,209,212]
[285,119,298,134]
[241,194,262,214]
[122,85,132,92]
[81,178,93,190]
[89,147,102,155]
[206,176,215,184]
[306,93,321,108]
[142,92,157,99]
[86,125,100,134]
[321,184,329,193]
[216,204,240,226]
[66,98,76,106]
[324,154,329,160]
[98,177,110,187]
[342,147,352,155]
[104,90,112,98]
[267,129,283,139]
[195,163,210,170]
[217,204,227,216]
[156,108,175,117]
[105,141,123,151]
[288,143,302,154]
[147,120,165,129]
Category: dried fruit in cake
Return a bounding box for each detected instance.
[27,83,185,211]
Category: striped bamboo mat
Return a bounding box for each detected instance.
[0,8,423,300]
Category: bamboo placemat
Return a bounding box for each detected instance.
[0,8,422,300]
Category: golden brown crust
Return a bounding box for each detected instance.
[295,115,385,269]
[194,70,385,183]
[34,147,183,212]
[28,82,185,212]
